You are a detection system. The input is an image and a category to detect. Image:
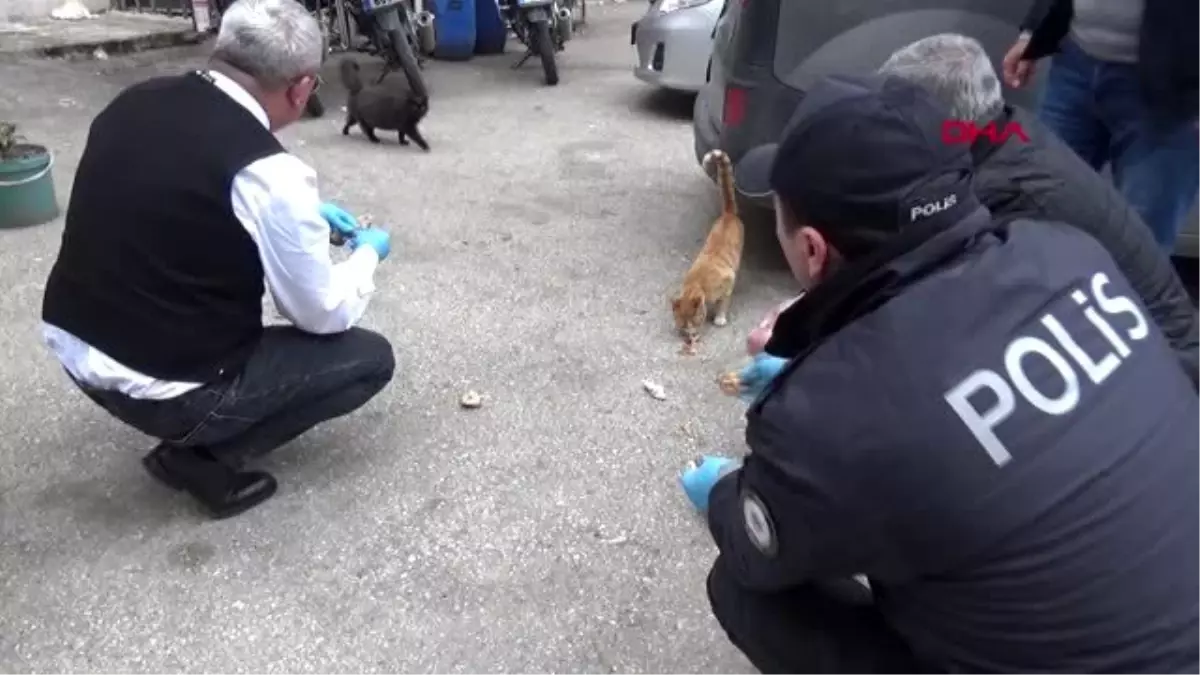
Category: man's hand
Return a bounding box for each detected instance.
[747,294,806,355]
[350,227,391,261]
[319,202,359,238]
[1001,33,1036,89]
[737,353,789,403]
[679,455,740,512]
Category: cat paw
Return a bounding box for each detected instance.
[714,315,729,327]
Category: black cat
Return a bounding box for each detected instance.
[339,58,430,151]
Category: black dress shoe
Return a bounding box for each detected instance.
[141,444,278,520]
[202,471,277,520]
[142,444,186,491]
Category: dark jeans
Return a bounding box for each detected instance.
[1038,38,1199,251]
[79,327,395,466]
[707,557,923,674]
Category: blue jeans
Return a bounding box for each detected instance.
[1038,38,1199,251]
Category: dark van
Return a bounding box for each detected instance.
[692,0,1045,209]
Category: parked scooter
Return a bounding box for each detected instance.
[502,0,573,86]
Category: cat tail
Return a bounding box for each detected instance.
[703,150,737,217]
[338,58,365,95]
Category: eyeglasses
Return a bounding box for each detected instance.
[287,73,323,97]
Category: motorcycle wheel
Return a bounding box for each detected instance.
[534,20,559,86]
[387,26,429,98]
[305,92,325,118]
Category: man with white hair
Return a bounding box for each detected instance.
[40,0,396,520]
[878,33,1198,386]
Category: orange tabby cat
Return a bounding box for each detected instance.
[671,149,745,352]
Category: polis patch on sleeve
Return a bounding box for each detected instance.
[741,490,777,557]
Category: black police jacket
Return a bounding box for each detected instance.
[1019,0,1198,125]
[970,105,1198,387]
[708,208,1199,673]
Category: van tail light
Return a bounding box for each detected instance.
[723,86,747,128]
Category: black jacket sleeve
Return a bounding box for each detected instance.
[706,448,887,592]
[1019,0,1072,60]
[1020,0,1063,31]
[1138,0,1198,123]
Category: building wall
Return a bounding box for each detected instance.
[0,0,112,21]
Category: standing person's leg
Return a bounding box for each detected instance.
[1094,60,1200,251]
[706,557,922,674]
[1036,39,1111,171]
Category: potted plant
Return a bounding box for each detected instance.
[0,122,60,229]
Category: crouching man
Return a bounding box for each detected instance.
[681,74,1198,673]
[40,0,395,520]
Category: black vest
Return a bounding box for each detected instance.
[43,72,284,383]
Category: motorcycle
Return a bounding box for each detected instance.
[343,0,435,95]
[502,0,573,86]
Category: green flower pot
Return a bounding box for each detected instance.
[0,144,60,229]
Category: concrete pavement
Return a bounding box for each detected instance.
[0,11,198,61]
[0,3,798,672]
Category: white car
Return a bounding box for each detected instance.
[632,0,722,93]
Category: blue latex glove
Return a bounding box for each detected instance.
[679,455,739,512]
[319,202,359,237]
[349,226,391,261]
[737,353,789,403]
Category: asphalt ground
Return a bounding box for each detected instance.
[0,2,788,671]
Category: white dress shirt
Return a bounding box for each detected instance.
[42,70,380,401]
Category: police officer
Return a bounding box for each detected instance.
[679,74,1199,673]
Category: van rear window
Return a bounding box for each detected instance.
[715,0,779,79]
[773,0,1031,93]
[711,0,738,65]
